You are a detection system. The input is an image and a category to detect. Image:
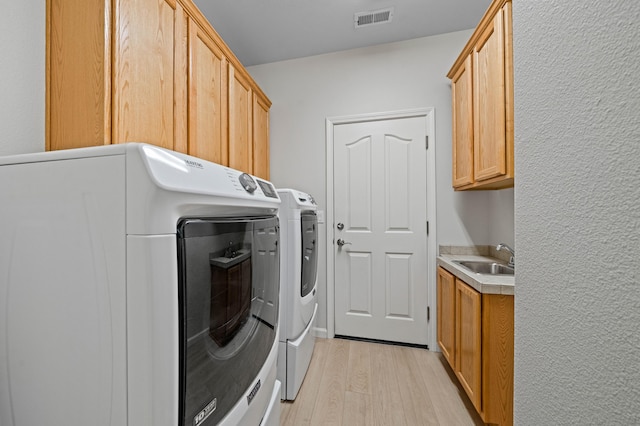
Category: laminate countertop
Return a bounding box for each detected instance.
[437,254,515,295]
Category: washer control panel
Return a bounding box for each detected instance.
[238,173,257,193]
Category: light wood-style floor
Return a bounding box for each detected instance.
[280,338,484,425]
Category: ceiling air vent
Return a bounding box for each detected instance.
[354,7,394,28]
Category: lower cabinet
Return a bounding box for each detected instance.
[437,267,456,366]
[437,266,514,425]
[456,278,482,411]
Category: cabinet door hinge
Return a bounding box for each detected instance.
[427,306,430,321]
[425,135,429,150]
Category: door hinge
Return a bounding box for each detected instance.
[427,306,430,321]
[425,135,429,150]
[426,221,429,235]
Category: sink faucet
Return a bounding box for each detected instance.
[496,243,515,268]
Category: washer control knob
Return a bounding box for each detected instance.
[238,173,257,193]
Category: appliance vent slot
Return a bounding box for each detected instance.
[354,7,394,28]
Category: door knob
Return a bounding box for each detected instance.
[336,238,351,247]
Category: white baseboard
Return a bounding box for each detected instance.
[313,327,328,339]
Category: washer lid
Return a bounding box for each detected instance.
[127,144,280,235]
[277,188,317,209]
[136,144,278,202]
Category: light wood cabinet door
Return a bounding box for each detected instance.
[252,93,270,180]
[47,0,111,150]
[113,0,187,151]
[482,292,514,425]
[228,64,253,173]
[187,19,227,165]
[437,267,456,368]
[451,54,474,187]
[472,5,506,182]
[455,278,482,412]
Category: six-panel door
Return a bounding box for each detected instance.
[333,115,429,345]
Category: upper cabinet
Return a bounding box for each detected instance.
[112,0,188,153]
[447,0,513,190]
[227,64,272,180]
[252,92,271,181]
[187,18,228,165]
[451,55,474,188]
[46,0,270,178]
[228,64,253,175]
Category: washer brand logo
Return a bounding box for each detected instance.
[185,159,204,169]
[246,379,261,405]
[194,398,216,426]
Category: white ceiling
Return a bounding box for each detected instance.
[193,0,493,67]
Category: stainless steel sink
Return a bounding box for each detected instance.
[453,260,514,276]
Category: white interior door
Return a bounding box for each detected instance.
[333,115,428,345]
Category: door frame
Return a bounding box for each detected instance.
[325,108,438,350]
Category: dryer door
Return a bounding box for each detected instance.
[177,216,279,426]
[300,211,318,298]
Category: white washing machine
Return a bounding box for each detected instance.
[276,188,319,400]
[0,143,282,426]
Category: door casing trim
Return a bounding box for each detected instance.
[325,108,438,350]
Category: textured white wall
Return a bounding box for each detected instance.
[249,31,515,333]
[513,1,640,423]
[489,188,514,247]
[0,0,45,155]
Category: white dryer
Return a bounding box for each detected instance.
[0,143,282,426]
[276,188,319,400]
